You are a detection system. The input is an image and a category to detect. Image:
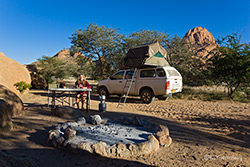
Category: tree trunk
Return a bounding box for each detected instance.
[97,53,104,78]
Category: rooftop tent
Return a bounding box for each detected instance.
[124,41,169,68]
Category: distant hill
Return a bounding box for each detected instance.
[53,49,85,60]
[26,49,88,73]
[183,27,218,62]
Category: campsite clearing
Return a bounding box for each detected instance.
[0,90,249,167]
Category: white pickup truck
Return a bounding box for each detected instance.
[98,66,182,103]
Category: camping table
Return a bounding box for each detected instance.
[48,88,92,112]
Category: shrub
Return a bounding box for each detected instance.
[14,81,32,93]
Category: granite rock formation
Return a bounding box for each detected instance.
[0,85,24,117]
[183,27,218,61]
[0,52,31,94]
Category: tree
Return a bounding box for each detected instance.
[37,56,68,85]
[120,29,170,67]
[124,29,169,49]
[69,23,124,79]
[167,35,205,85]
[207,33,250,97]
[70,56,94,78]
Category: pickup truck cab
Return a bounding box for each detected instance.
[98,66,182,103]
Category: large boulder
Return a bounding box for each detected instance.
[183,27,218,61]
[0,85,24,117]
[51,106,83,119]
[0,52,31,94]
[0,99,13,132]
[30,72,47,89]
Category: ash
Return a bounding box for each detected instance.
[67,122,153,145]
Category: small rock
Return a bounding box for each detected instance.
[137,135,159,155]
[92,142,108,157]
[107,144,117,157]
[77,117,86,125]
[56,136,65,148]
[79,142,93,153]
[156,125,170,137]
[116,143,130,158]
[90,115,102,125]
[128,143,140,156]
[64,126,76,139]
[47,130,61,144]
[156,135,172,147]
[155,125,171,147]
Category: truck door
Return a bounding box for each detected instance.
[109,71,125,94]
[124,70,136,95]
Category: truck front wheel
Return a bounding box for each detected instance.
[140,89,155,104]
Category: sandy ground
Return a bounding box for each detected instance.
[0,90,249,167]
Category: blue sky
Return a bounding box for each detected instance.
[0,0,249,64]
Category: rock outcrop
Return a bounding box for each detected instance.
[0,85,24,117]
[30,72,47,89]
[51,106,83,119]
[53,49,85,60]
[0,99,13,132]
[183,27,218,61]
[0,52,31,94]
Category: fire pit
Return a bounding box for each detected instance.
[48,115,172,158]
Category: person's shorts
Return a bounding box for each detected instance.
[76,93,87,98]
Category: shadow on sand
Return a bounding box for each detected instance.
[3,89,249,166]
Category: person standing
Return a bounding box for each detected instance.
[75,74,91,110]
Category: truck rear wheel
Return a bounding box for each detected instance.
[140,89,155,104]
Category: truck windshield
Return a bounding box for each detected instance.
[111,71,124,80]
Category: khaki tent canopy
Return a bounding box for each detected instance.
[124,41,169,68]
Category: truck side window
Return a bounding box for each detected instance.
[125,71,134,79]
[157,68,166,77]
[111,71,124,80]
[167,69,180,77]
[140,70,156,78]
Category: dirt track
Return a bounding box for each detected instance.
[0,90,249,167]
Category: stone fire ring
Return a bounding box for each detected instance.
[48,115,172,158]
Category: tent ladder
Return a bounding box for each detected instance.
[117,68,137,108]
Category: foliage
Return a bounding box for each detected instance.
[14,81,32,93]
[124,29,169,48]
[70,23,124,79]
[168,36,205,85]
[121,29,170,65]
[37,56,68,84]
[207,33,250,98]
[69,56,95,79]
[172,86,227,101]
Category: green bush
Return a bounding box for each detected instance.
[172,87,227,101]
[14,81,32,93]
